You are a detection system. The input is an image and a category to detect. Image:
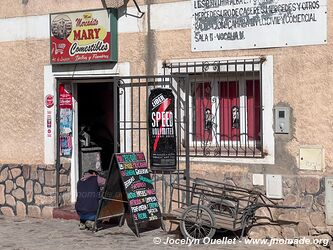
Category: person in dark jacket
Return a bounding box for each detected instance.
[75,169,106,230]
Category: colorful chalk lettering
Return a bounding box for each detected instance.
[132,162,147,168]
[125,169,136,176]
[124,176,135,189]
[131,182,146,189]
[137,212,148,220]
[145,196,157,203]
[127,192,137,199]
[129,198,142,206]
[135,168,149,175]
[116,155,123,162]
[139,175,153,184]
[146,189,155,195]
[122,154,136,162]
[136,190,147,197]
[149,215,158,221]
[123,163,133,169]
[148,202,159,209]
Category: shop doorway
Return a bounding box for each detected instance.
[77,82,115,176]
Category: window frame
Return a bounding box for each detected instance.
[158,56,274,164]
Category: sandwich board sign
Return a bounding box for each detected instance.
[95,152,162,236]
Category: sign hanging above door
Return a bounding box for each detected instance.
[50,9,118,64]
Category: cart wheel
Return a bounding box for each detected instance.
[180,205,216,242]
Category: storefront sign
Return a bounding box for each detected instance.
[97,152,162,236]
[192,0,327,51]
[50,9,118,64]
[148,89,176,171]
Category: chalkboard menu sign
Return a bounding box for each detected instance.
[148,88,177,171]
[116,152,161,223]
[96,152,162,236]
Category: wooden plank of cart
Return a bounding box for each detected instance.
[164,178,301,242]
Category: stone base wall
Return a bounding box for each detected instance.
[191,170,330,242]
[0,164,71,218]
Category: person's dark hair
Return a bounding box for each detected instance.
[87,169,99,175]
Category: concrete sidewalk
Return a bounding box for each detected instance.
[0,217,318,250]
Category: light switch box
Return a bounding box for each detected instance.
[265,174,283,199]
[299,145,324,171]
[253,174,264,186]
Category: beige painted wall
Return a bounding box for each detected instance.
[0,1,332,171]
[0,0,182,18]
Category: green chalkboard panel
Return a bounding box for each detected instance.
[115,152,161,223]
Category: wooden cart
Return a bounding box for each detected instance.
[166,178,300,242]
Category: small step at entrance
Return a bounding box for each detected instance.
[53,205,79,220]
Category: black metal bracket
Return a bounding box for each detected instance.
[126,0,145,19]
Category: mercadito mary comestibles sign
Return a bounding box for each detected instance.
[50,9,118,64]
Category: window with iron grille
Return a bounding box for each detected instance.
[163,58,266,159]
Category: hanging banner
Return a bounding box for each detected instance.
[50,9,118,64]
[192,0,327,51]
[148,89,176,171]
[59,84,73,156]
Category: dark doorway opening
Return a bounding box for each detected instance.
[77,82,114,176]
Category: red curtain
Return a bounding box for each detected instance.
[246,80,261,140]
[219,81,239,141]
[195,82,212,141]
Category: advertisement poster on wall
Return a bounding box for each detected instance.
[148,89,176,171]
[59,84,73,157]
[50,9,118,64]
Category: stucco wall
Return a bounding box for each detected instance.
[0,0,183,18]
[0,0,332,171]
[0,40,49,164]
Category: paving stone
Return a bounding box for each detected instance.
[38,170,44,184]
[10,168,22,179]
[298,222,310,236]
[0,206,14,217]
[5,194,16,207]
[41,206,53,219]
[12,188,25,200]
[30,166,38,180]
[5,180,14,194]
[16,176,25,188]
[43,187,56,195]
[34,195,56,206]
[282,226,297,239]
[0,168,8,182]
[310,212,325,227]
[26,180,33,203]
[0,184,5,205]
[16,201,26,218]
[27,206,41,218]
[22,165,30,179]
[45,171,56,186]
[34,182,42,194]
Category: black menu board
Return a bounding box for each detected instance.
[96,152,162,236]
[116,152,161,223]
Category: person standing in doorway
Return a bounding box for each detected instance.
[75,169,106,230]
